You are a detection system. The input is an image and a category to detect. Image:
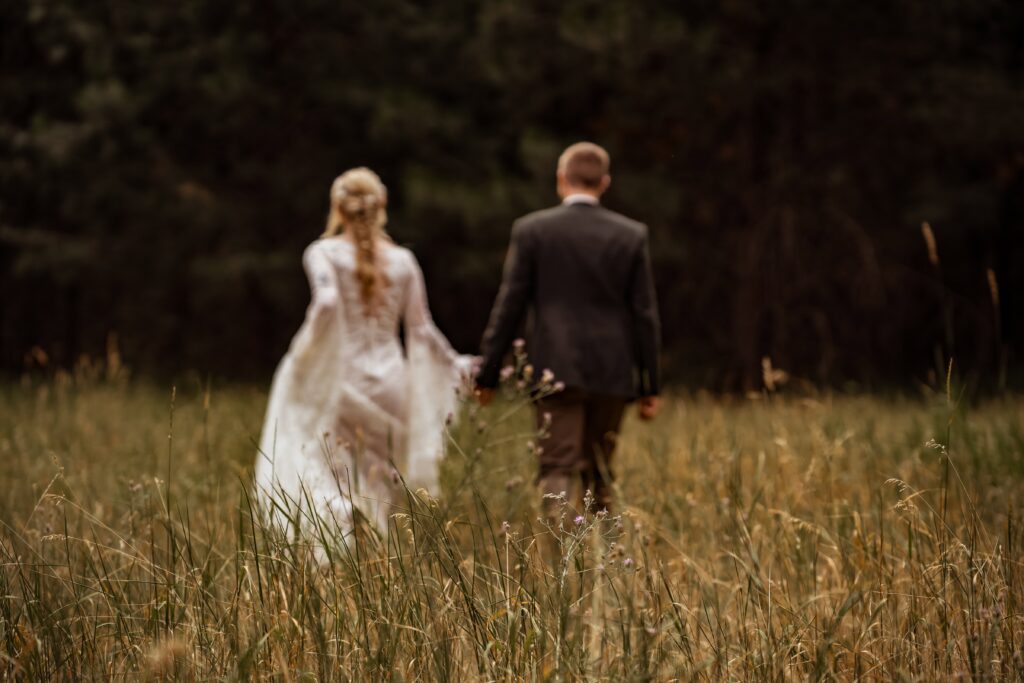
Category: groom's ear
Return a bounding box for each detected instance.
[599,174,611,194]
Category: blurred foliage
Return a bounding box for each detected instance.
[1,0,1023,389]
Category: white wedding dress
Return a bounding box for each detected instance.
[254,237,472,538]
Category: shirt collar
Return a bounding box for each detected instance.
[562,193,600,206]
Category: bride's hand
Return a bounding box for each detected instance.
[456,354,482,380]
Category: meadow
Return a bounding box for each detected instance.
[1,367,1023,680]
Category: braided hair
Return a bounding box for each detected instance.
[323,168,389,312]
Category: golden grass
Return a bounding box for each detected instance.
[1,375,1023,680]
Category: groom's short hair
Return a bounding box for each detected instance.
[559,142,610,189]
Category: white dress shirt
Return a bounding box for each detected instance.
[562,193,600,206]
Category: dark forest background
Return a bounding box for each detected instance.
[2,0,1023,391]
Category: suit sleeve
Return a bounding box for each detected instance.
[629,226,661,396]
[477,221,534,388]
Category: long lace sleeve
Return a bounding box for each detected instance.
[401,250,472,492]
[255,240,352,534]
[403,253,459,360]
[289,242,341,360]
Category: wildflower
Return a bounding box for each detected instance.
[523,364,534,380]
[623,557,634,567]
[553,381,565,392]
[513,338,526,351]
[500,520,511,535]
[540,368,555,384]
[541,412,552,428]
[574,515,585,525]
[500,365,514,381]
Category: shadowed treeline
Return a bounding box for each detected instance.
[2,1,1023,389]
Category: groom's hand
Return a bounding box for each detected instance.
[637,396,660,421]
[475,387,495,407]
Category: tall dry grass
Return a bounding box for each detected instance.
[1,371,1023,680]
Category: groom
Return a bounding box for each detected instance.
[476,142,661,514]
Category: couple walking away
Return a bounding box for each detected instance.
[254,142,661,540]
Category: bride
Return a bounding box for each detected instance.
[254,167,473,539]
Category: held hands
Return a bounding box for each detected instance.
[457,355,483,382]
[637,396,660,421]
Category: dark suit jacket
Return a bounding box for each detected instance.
[477,202,660,399]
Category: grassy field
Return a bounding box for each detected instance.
[1,371,1023,680]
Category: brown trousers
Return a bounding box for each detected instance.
[536,390,627,512]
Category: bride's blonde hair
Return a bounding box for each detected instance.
[324,167,389,311]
